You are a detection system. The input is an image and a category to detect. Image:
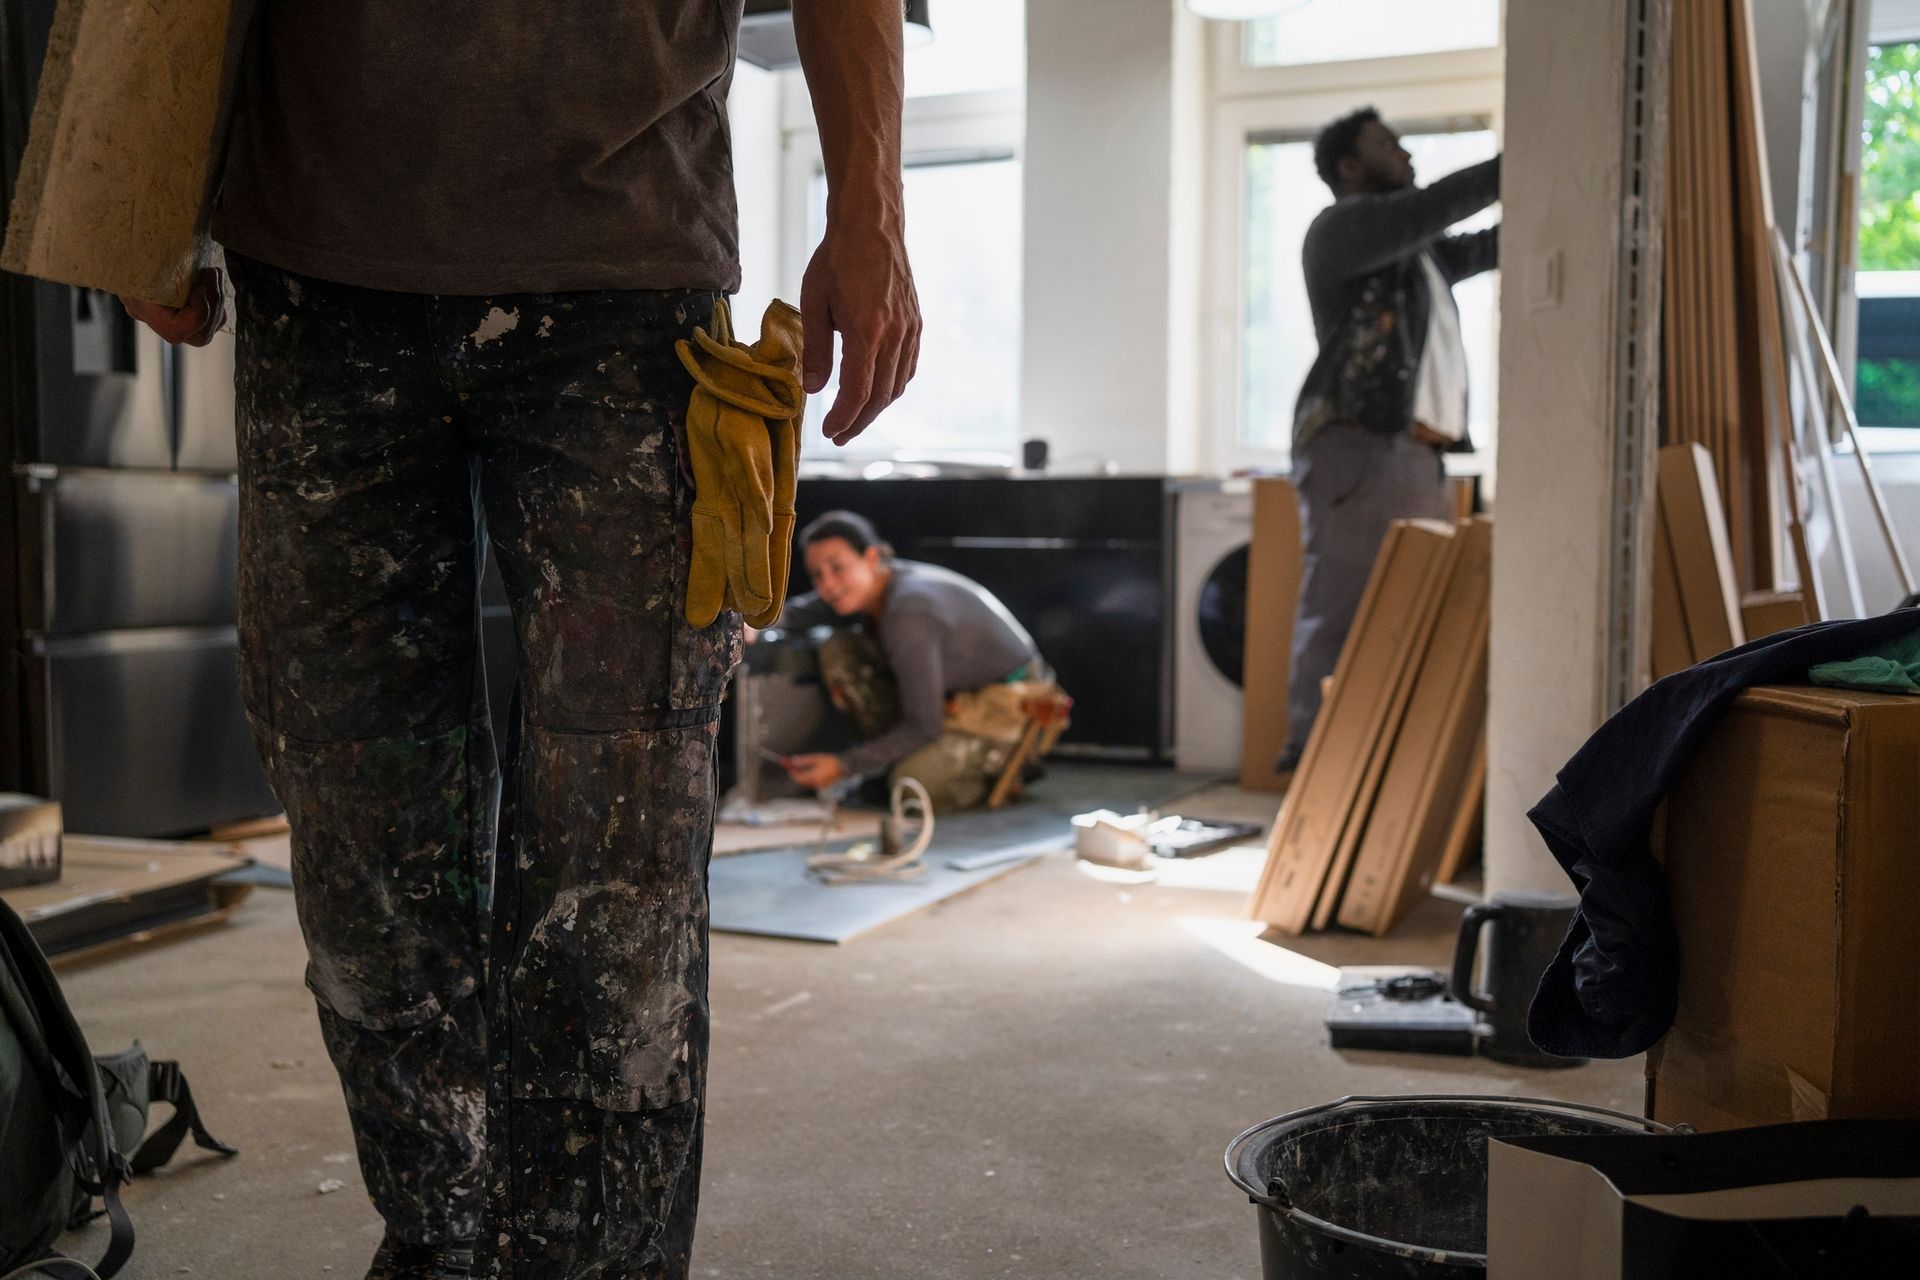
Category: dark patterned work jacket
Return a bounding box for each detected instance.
[1292,156,1502,451]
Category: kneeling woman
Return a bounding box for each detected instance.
[776,511,1054,813]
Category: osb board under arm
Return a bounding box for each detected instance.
[2,0,256,306]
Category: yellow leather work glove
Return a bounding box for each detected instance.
[678,297,805,629]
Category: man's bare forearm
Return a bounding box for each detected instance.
[792,0,906,233]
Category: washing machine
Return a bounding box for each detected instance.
[1171,479,1253,774]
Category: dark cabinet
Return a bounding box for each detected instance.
[792,477,1173,761]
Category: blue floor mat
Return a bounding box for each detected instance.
[709,764,1196,944]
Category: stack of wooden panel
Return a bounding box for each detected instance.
[1663,0,1793,596]
[1247,518,1491,938]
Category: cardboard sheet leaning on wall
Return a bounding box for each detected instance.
[1,0,257,307]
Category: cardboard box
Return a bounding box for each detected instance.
[1489,1121,1920,1278]
[1647,684,1920,1130]
[2,0,257,305]
[1238,478,1302,793]
[1337,518,1492,935]
[1656,444,1746,664]
[1248,520,1458,933]
[0,795,62,889]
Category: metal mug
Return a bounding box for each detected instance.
[1450,891,1587,1069]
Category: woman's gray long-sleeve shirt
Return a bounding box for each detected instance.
[779,560,1038,776]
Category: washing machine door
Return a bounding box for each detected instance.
[1196,544,1248,688]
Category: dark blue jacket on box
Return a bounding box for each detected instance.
[1527,607,1920,1060]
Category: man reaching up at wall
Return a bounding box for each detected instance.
[1279,108,1500,772]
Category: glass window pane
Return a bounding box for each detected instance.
[1241,126,1499,455]
[1856,41,1920,427]
[1245,0,1500,68]
[805,157,1023,460]
[907,0,1025,99]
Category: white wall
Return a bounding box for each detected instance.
[1022,0,1205,475]
[1484,0,1637,896]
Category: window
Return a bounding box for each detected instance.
[1239,123,1499,454]
[783,0,1025,461]
[1244,0,1501,69]
[800,155,1024,461]
[907,0,1024,99]
[1856,41,1920,429]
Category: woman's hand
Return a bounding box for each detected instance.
[783,754,846,790]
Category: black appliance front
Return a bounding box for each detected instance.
[792,477,1172,761]
[16,469,240,635]
[26,630,278,837]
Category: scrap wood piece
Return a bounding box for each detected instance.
[1239,478,1302,793]
[1336,518,1493,937]
[1771,228,1863,618]
[1247,520,1459,935]
[1780,242,1920,601]
[1650,500,1696,681]
[1,0,258,305]
[1434,729,1487,887]
[1657,444,1747,664]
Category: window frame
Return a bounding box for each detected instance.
[1204,46,1504,475]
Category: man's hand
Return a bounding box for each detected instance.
[801,222,920,446]
[790,0,920,447]
[783,753,847,790]
[120,267,225,347]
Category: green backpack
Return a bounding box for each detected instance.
[1,895,235,1280]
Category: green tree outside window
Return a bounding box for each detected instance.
[1858,43,1920,427]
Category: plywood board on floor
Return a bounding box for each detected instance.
[1336,519,1493,937]
[3,836,253,960]
[1248,520,1459,935]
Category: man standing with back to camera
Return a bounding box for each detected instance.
[120,3,921,1277]
[1280,107,1500,772]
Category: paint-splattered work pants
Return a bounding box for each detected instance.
[229,254,741,1279]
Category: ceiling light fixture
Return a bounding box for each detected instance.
[739,1,933,71]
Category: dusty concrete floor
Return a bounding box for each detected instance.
[53,781,1642,1280]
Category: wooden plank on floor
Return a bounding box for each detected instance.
[1248,520,1458,935]
[1336,518,1493,937]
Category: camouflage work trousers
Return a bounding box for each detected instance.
[814,631,1019,813]
[230,255,741,1278]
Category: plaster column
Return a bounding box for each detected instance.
[1486,0,1647,896]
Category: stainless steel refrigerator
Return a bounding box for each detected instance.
[3,0,276,835]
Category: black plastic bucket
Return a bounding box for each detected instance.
[1224,1095,1666,1278]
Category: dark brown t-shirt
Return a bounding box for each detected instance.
[213,1,744,295]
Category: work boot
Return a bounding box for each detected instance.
[364,1233,474,1280]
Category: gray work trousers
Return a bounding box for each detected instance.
[1285,424,1452,760]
